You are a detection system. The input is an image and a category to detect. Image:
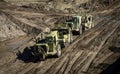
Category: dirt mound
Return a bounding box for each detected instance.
[90,0,120,11]
[4,0,90,13]
[4,0,120,13]
[0,11,44,42]
[0,12,26,41]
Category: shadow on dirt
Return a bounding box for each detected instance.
[100,57,120,74]
[16,47,36,63]
[100,46,120,74]
[109,46,120,53]
[16,47,57,63]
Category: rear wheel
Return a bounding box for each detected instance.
[39,53,45,61]
[32,47,46,62]
[55,44,61,57]
[33,53,45,62]
[68,33,73,43]
[60,41,66,48]
[38,47,46,61]
[70,33,73,43]
[65,41,70,48]
[78,26,82,35]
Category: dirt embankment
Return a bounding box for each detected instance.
[90,0,120,11]
[0,9,57,42]
[3,0,120,13]
[4,0,90,13]
[0,12,26,41]
[0,11,43,42]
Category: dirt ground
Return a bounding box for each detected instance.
[0,0,120,74]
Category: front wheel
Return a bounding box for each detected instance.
[55,44,61,58]
[63,42,68,48]
[68,33,73,43]
[39,53,45,61]
[32,47,46,62]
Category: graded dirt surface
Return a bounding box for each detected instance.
[0,0,120,74]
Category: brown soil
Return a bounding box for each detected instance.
[0,0,120,74]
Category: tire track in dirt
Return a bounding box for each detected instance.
[33,20,106,73]
[67,16,120,73]
[66,17,117,73]
[0,41,35,74]
[46,54,69,74]
[61,50,84,74]
[0,7,119,74]
[91,23,117,51]
[18,63,38,74]
[26,14,117,74]
[27,58,59,74]
[86,24,120,74]
[75,22,120,74]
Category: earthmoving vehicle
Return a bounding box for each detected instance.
[81,15,94,30]
[30,30,61,61]
[65,15,94,35]
[22,14,94,61]
[65,16,83,35]
[52,23,73,48]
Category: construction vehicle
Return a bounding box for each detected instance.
[20,14,94,61]
[82,15,94,30]
[65,15,94,35]
[65,15,83,35]
[30,30,61,61]
[52,23,73,48]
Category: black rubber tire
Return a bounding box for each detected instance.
[78,26,82,35]
[33,47,46,61]
[60,41,66,48]
[38,47,46,61]
[33,53,45,62]
[70,33,73,43]
[55,44,61,57]
[39,53,45,61]
[64,42,69,48]
[68,32,73,43]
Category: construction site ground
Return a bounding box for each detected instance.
[0,1,120,74]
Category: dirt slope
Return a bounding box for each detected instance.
[4,0,120,13]
[0,12,26,41]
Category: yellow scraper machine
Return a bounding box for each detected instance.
[26,14,94,61]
